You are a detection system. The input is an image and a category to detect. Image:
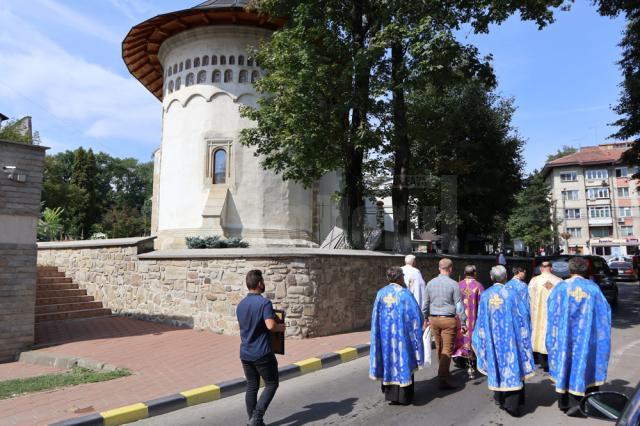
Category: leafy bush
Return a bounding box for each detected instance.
[185,235,249,249]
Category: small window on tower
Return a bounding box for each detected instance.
[238,55,245,66]
[186,73,195,87]
[185,59,192,69]
[211,55,218,65]
[247,57,254,67]
[239,70,248,83]
[224,70,233,83]
[194,57,200,67]
[175,77,182,90]
[212,70,221,83]
[167,67,172,76]
[168,80,174,93]
[220,55,226,65]
[251,70,260,83]
[179,62,184,72]
[197,70,207,84]
[229,56,235,65]
[173,64,178,74]
[213,149,227,184]
[202,56,209,66]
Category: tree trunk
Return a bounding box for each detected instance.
[391,40,411,253]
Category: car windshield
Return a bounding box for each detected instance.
[610,262,631,269]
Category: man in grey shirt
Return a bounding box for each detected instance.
[424,258,466,390]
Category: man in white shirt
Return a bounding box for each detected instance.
[401,254,426,310]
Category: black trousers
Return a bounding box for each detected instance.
[242,353,279,421]
[533,352,549,372]
[558,386,599,417]
[494,386,525,417]
[382,375,414,405]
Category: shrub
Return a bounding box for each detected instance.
[185,235,249,249]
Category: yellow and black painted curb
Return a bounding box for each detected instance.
[49,344,370,426]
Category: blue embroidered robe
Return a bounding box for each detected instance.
[505,278,530,320]
[369,284,424,387]
[472,283,535,391]
[546,276,611,396]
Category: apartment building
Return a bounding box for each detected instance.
[543,142,639,257]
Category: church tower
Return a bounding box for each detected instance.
[123,1,339,249]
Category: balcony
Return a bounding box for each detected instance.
[588,217,613,226]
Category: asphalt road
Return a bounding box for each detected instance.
[133,282,640,426]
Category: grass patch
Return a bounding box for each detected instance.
[0,367,131,400]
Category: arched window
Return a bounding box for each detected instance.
[167,67,172,76]
[186,73,195,86]
[220,55,226,65]
[211,55,218,65]
[238,55,245,66]
[202,56,209,66]
[251,70,260,83]
[185,59,191,69]
[173,64,178,74]
[197,70,207,84]
[167,80,174,93]
[247,57,254,67]
[224,70,233,83]
[179,62,184,72]
[194,57,200,67]
[239,70,248,83]
[213,149,227,184]
[229,56,235,65]
[212,70,221,83]
[175,77,181,90]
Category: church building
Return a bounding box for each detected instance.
[122,0,340,249]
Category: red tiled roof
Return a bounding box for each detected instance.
[545,145,627,167]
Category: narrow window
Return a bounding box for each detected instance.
[197,70,207,84]
[229,56,235,65]
[173,64,178,74]
[212,70,221,83]
[220,55,226,65]
[238,55,245,66]
[167,67,172,77]
[179,62,184,72]
[168,80,174,93]
[175,77,181,90]
[202,56,209,66]
[213,149,227,184]
[186,73,195,87]
[251,70,260,83]
[194,57,200,67]
[224,70,233,83]
[211,55,218,65]
[239,70,248,83]
[247,57,254,67]
[185,59,192,69]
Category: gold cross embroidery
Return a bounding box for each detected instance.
[489,294,503,310]
[383,293,397,308]
[569,287,588,302]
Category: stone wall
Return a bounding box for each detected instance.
[0,139,46,362]
[38,243,532,339]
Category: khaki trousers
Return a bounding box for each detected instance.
[429,316,457,380]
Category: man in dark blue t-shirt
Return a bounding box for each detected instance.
[237,269,285,426]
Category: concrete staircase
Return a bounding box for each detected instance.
[36,266,111,322]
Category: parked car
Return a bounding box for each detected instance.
[532,255,619,308]
[580,383,640,425]
[609,261,638,281]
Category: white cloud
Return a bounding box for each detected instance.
[106,0,156,22]
[0,6,160,150]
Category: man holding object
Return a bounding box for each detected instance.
[237,270,286,426]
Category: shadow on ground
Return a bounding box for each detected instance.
[612,282,640,330]
[270,397,358,426]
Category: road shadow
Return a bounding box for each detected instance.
[601,378,637,397]
[612,282,640,330]
[412,369,469,406]
[269,397,358,426]
[519,378,557,415]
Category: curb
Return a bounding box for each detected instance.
[49,343,370,426]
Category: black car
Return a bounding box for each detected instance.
[609,261,638,281]
[581,383,640,424]
[532,255,619,308]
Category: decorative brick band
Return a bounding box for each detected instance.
[49,343,370,426]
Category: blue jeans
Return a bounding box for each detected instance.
[242,352,279,421]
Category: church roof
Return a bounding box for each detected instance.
[122,1,283,100]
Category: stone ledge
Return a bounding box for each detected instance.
[18,350,119,372]
[37,236,156,250]
[138,247,404,259]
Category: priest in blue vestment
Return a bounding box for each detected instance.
[546,257,611,417]
[370,266,425,405]
[473,265,535,417]
[505,266,530,320]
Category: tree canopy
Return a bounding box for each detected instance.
[546,145,577,163]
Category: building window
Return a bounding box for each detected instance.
[247,57,254,67]
[617,187,630,197]
[229,56,235,65]
[194,57,201,67]
[167,67,172,76]
[593,246,612,256]
[567,227,582,238]
[590,227,612,238]
[563,190,580,201]
[619,207,632,217]
[589,206,611,218]
[197,70,207,84]
[251,70,260,83]
[211,55,218,65]
[239,70,248,83]
[560,171,577,182]
[586,169,608,180]
[179,62,184,72]
[212,70,221,83]
[202,56,209,66]
[185,59,192,69]
[173,64,178,74]
[212,149,227,184]
[175,77,181,90]
[621,225,634,236]
[616,167,629,178]
[238,55,245,66]
[205,140,232,185]
[186,73,195,87]
[220,55,226,65]
[167,80,174,93]
[565,208,581,219]
[587,187,610,199]
[224,70,233,83]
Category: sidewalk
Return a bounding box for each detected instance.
[0,316,370,426]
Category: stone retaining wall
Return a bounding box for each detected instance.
[38,243,532,338]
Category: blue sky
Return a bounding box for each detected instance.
[0,1,625,172]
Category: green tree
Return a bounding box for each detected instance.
[37,207,64,241]
[507,171,555,251]
[546,145,577,162]
[0,118,33,144]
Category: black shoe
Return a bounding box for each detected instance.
[248,416,266,426]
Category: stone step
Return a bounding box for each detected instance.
[37,276,72,284]
[37,288,87,298]
[37,283,79,291]
[35,308,112,323]
[37,270,65,278]
[36,295,95,306]
[35,301,104,314]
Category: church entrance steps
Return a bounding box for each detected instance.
[35,266,111,323]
